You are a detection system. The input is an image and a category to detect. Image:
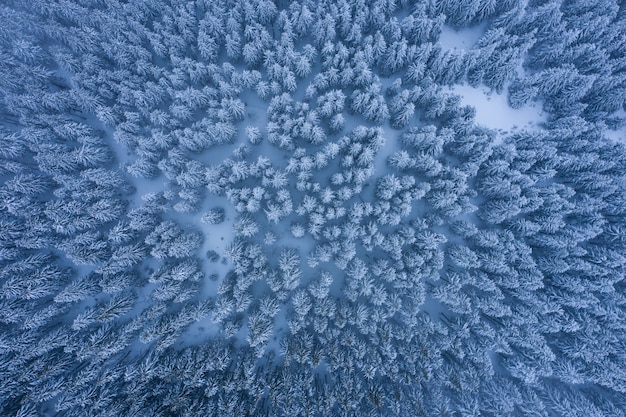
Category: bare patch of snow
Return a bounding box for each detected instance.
[449,84,546,142]
[376,124,400,175]
[176,195,237,347]
[196,195,237,288]
[606,128,626,144]
[606,130,626,144]
[438,23,487,52]
[605,108,626,145]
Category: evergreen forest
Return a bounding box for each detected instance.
[1,0,626,415]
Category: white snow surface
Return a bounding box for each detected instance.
[606,129,626,145]
[438,23,486,52]
[605,108,626,145]
[449,84,546,141]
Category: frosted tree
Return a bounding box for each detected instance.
[350,84,389,124]
[201,207,225,225]
[145,221,203,259]
[233,214,259,238]
[278,249,302,294]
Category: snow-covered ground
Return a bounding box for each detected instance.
[605,108,626,145]
[438,23,487,52]
[377,123,401,175]
[606,128,626,144]
[439,24,546,141]
[449,84,546,142]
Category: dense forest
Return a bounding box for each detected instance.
[1,0,626,415]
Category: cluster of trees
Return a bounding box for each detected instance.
[504,0,626,122]
[1,0,626,416]
[0,2,218,415]
[267,93,325,149]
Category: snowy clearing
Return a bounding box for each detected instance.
[450,84,546,139]
[438,23,487,52]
